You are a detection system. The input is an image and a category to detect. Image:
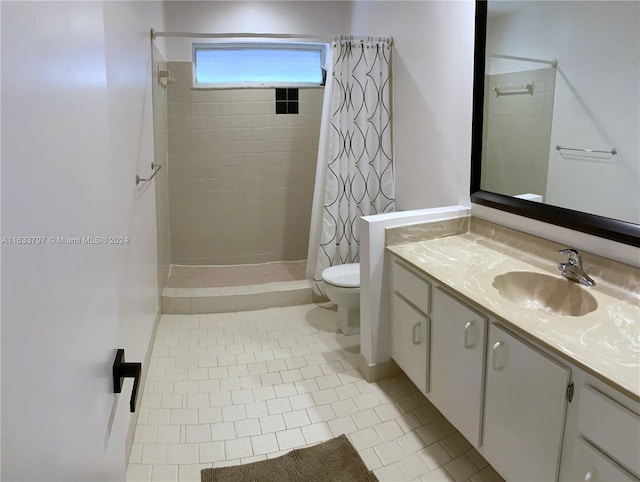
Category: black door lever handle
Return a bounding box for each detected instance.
[113,349,142,413]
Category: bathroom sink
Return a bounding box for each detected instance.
[492,271,598,317]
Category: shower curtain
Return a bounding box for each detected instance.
[306,36,395,295]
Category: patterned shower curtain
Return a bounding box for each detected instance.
[306,36,395,295]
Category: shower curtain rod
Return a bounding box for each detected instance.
[151,29,330,42]
[489,54,557,67]
[150,29,391,45]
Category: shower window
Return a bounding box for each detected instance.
[193,42,326,88]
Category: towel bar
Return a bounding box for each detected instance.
[136,162,163,186]
[555,145,617,156]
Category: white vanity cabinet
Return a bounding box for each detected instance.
[390,259,431,393]
[483,323,571,482]
[386,242,639,482]
[429,287,487,446]
[389,255,576,481]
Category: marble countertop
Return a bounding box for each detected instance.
[387,233,640,402]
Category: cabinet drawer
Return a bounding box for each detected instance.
[391,259,430,314]
[570,438,638,482]
[577,385,640,477]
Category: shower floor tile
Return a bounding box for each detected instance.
[166,261,307,289]
[127,304,505,482]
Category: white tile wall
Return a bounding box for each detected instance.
[127,304,504,482]
[482,67,556,198]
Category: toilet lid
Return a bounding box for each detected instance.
[322,263,360,288]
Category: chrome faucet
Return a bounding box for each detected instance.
[558,248,596,286]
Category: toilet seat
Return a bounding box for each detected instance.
[322,263,360,288]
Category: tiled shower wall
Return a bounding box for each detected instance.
[481,67,556,198]
[167,61,322,265]
[152,45,172,297]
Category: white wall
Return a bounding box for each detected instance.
[487,1,640,224]
[360,206,470,367]
[162,1,354,61]
[103,0,165,379]
[1,1,164,479]
[350,0,476,211]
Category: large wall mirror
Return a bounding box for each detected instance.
[471,0,640,247]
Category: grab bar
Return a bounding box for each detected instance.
[136,162,163,185]
[555,145,617,156]
[494,84,533,97]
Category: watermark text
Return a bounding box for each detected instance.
[2,235,130,246]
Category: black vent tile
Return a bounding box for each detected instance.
[275,88,300,114]
[275,101,287,114]
[275,88,287,101]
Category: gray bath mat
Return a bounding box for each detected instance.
[200,434,378,482]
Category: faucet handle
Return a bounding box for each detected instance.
[558,248,582,267]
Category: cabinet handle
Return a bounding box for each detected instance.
[412,322,421,345]
[464,321,475,349]
[492,341,504,371]
[584,469,596,481]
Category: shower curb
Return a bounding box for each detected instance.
[161,280,317,314]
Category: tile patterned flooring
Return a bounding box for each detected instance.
[127,304,504,482]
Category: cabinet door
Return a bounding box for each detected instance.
[483,323,570,482]
[430,287,487,446]
[391,293,429,393]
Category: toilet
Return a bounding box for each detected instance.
[321,263,360,335]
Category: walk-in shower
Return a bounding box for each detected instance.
[150,30,394,310]
[151,31,324,296]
